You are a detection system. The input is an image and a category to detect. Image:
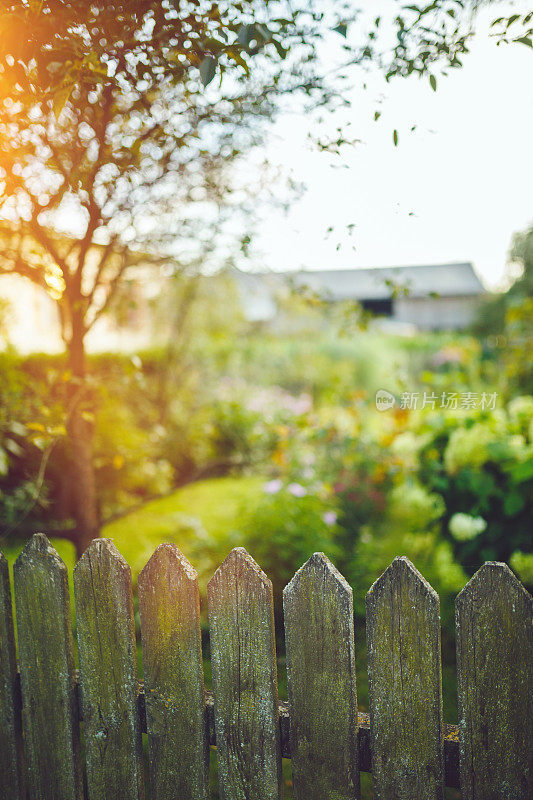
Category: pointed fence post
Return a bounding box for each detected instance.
[456,562,533,800]
[138,544,208,800]
[283,552,359,800]
[366,556,444,800]
[13,534,82,800]
[207,547,281,800]
[73,538,144,800]
[0,551,24,800]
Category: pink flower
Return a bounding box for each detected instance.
[322,511,338,526]
[288,482,307,497]
[264,479,282,494]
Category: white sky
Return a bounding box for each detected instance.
[254,5,533,290]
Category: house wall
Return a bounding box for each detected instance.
[0,276,63,353]
[393,295,482,330]
[0,276,154,354]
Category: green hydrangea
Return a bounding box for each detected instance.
[444,424,495,474]
[389,482,445,530]
[390,431,431,470]
[508,396,533,442]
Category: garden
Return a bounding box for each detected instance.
[2,313,532,759]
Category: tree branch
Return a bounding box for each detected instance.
[85,248,130,330]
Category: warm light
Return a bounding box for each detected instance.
[44,268,65,300]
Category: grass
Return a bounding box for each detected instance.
[103,474,264,586]
[1,474,264,585]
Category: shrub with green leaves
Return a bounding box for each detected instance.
[415,397,533,583]
[235,480,341,619]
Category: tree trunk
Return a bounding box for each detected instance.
[65,312,99,558]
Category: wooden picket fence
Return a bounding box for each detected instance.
[0,534,531,800]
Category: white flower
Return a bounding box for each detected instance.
[449,513,486,541]
[263,479,282,495]
[288,482,307,497]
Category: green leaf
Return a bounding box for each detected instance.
[52,84,73,118]
[503,489,526,517]
[273,39,288,59]
[333,24,348,37]
[0,447,8,477]
[4,439,22,457]
[199,56,216,87]
[429,74,437,91]
[515,36,533,48]
[237,24,253,46]
[510,456,533,483]
[393,129,399,146]
[255,24,271,43]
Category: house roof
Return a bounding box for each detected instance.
[276,262,485,300]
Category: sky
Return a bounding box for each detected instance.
[254,4,533,290]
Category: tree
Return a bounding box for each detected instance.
[474,223,533,393]
[0,0,530,554]
[474,222,533,336]
[0,0,311,554]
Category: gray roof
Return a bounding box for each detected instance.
[278,262,485,300]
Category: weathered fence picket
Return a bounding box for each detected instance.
[14,534,82,800]
[283,552,359,800]
[208,547,281,800]
[138,543,208,800]
[456,561,533,800]
[0,551,23,800]
[365,556,444,800]
[74,538,144,800]
[1,533,531,800]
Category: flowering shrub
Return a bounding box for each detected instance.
[237,479,341,617]
[414,398,533,581]
[257,384,533,615]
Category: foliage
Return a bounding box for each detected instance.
[102,475,264,592]
[474,223,533,395]
[502,298,533,394]
[414,399,533,580]
[1,0,529,552]
[232,480,341,617]
[510,550,533,586]
[0,351,65,537]
[1,0,361,549]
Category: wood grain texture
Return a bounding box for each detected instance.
[366,556,444,800]
[0,550,24,800]
[138,543,208,800]
[283,552,359,800]
[207,547,281,800]
[13,534,82,800]
[73,538,143,800]
[455,561,533,800]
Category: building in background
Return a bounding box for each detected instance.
[233,262,485,331]
[1,261,486,353]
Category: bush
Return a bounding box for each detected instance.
[415,399,533,570]
[235,481,341,619]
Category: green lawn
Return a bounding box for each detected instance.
[1,475,264,585]
[103,474,264,585]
